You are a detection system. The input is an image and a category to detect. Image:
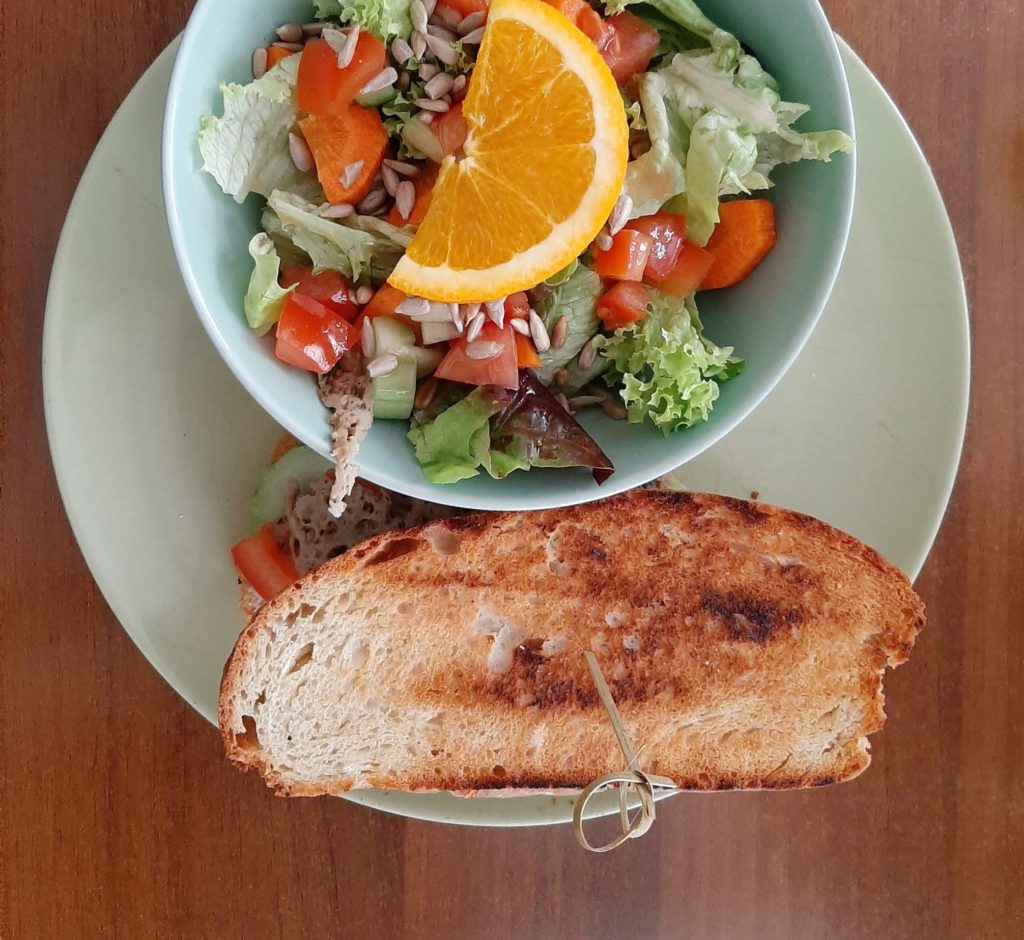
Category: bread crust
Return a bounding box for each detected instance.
[220,491,925,797]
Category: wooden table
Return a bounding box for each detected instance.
[2,1,1020,936]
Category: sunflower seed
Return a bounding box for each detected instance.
[424,32,459,65]
[323,27,345,51]
[460,26,486,45]
[419,111,435,125]
[510,317,531,336]
[396,296,431,317]
[568,395,603,409]
[449,303,464,331]
[601,398,628,420]
[595,230,613,252]
[391,36,414,63]
[424,72,454,99]
[411,30,428,59]
[321,202,354,219]
[415,377,439,410]
[356,285,375,305]
[360,67,398,95]
[395,180,416,220]
[357,187,388,214]
[555,393,572,413]
[451,74,468,96]
[396,70,412,92]
[529,310,551,352]
[288,132,314,172]
[333,26,361,68]
[484,299,506,328]
[252,47,268,79]
[302,21,327,35]
[427,23,457,42]
[466,340,502,360]
[361,318,376,358]
[414,97,450,113]
[383,158,419,177]
[465,311,485,342]
[551,315,568,350]
[381,164,400,196]
[411,0,429,34]
[421,0,438,17]
[553,368,570,386]
[434,5,462,29]
[607,194,633,236]
[457,11,486,34]
[577,340,597,370]
[418,62,439,81]
[273,41,304,52]
[341,160,364,188]
[367,354,399,378]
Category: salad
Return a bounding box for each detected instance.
[199,0,851,499]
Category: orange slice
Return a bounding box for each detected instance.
[387,0,628,302]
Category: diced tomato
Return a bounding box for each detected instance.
[280,266,359,320]
[386,163,439,227]
[659,241,715,297]
[575,5,609,44]
[592,229,653,281]
[436,321,520,390]
[597,12,660,85]
[431,102,469,158]
[266,46,295,70]
[275,293,359,374]
[624,211,687,283]
[514,332,542,368]
[298,106,388,204]
[504,292,531,319]
[231,527,300,602]
[296,34,387,115]
[596,281,649,331]
[436,0,488,19]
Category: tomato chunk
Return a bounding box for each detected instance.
[659,241,715,297]
[436,0,488,19]
[280,266,359,320]
[298,106,388,205]
[504,292,531,319]
[431,102,469,158]
[598,12,660,85]
[231,527,300,602]
[624,212,687,283]
[436,322,520,390]
[575,5,609,44]
[592,229,653,281]
[275,293,359,374]
[296,35,387,115]
[514,332,542,368]
[597,282,649,331]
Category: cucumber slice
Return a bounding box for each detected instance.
[372,315,416,352]
[250,445,331,532]
[412,345,443,378]
[420,320,460,345]
[355,86,397,108]
[373,357,417,419]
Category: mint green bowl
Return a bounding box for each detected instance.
[163,0,854,511]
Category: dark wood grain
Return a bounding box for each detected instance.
[1,1,1021,937]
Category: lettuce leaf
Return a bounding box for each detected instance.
[264,191,409,282]
[622,139,686,219]
[313,0,412,39]
[407,387,505,484]
[243,233,294,334]
[198,56,320,204]
[532,266,603,384]
[595,292,743,433]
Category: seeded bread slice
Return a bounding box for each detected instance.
[219,491,924,796]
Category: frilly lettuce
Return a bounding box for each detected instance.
[243,233,294,334]
[198,56,320,204]
[263,191,411,282]
[313,0,412,39]
[595,292,743,433]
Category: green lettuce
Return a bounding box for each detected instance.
[407,388,506,484]
[622,139,686,219]
[595,292,743,433]
[243,233,294,334]
[532,266,603,384]
[264,191,410,282]
[198,55,320,204]
[313,0,412,39]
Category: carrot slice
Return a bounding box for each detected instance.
[701,199,777,290]
[386,164,439,227]
[298,106,388,204]
[266,46,295,70]
[514,331,542,368]
[296,36,387,116]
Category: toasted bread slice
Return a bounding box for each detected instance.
[219,491,924,796]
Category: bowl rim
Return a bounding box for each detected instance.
[161,0,856,512]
